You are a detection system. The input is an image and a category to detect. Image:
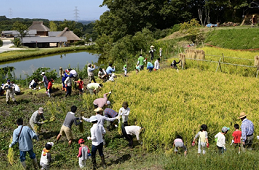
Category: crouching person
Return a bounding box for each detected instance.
[173,135,187,156]
[87,116,106,170]
[122,125,143,148]
[30,107,45,136]
[40,142,54,170]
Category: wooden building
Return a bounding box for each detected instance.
[28,21,50,36]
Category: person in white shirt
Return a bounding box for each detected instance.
[122,125,142,148]
[215,126,229,154]
[87,116,106,170]
[119,102,130,126]
[98,68,108,81]
[64,75,72,97]
[154,58,160,71]
[11,82,21,95]
[87,64,96,83]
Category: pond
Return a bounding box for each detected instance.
[0,51,99,79]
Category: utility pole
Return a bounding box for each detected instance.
[74,6,79,22]
[9,8,12,18]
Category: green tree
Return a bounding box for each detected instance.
[49,21,57,31]
[60,19,76,30]
[12,21,28,46]
[95,0,193,42]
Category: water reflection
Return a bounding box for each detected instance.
[0,51,99,79]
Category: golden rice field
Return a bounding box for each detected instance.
[168,47,259,77]
[93,68,259,150]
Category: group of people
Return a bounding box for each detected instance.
[10,90,143,170]
[174,112,254,156]
[1,79,20,104]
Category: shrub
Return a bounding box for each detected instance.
[0,39,3,47]
[11,38,21,47]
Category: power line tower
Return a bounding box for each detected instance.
[9,8,12,18]
[74,6,79,22]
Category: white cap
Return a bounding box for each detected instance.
[107,101,111,105]
[47,142,54,147]
[41,72,45,75]
[90,116,98,122]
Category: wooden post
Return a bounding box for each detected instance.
[216,58,222,72]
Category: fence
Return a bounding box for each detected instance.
[172,51,259,78]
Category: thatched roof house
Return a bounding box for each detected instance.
[56,27,81,43]
[28,21,50,36]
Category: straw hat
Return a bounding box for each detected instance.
[94,107,103,112]
[150,45,155,48]
[239,112,246,119]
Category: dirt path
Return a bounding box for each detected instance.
[0,40,23,53]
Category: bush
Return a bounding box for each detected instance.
[11,38,21,47]
[27,67,57,84]
[0,39,3,47]
[72,40,85,46]
[171,24,180,33]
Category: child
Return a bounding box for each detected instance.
[146,62,154,72]
[123,64,127,76]
[40,142,54,170]
[173,135,187,156]
[119,101,130,126]
[192,124,209,155]
[232,124,242,153]
[215,126,230,154]
[135,65,140,74]
[75,78,84,96]
[61,71,68,91]
[77,138,90,169]
[47,79,54,97]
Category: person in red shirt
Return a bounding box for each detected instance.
[47,79,54,97]
[232,124,242,153]
[75,78,84,96]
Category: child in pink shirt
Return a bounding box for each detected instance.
[173,135,187,156]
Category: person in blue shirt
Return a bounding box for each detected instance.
[61,71,68,91]
[146,62,154,72]
[9,118,39,169]
[106,63,115,75]
[239,112,254,150]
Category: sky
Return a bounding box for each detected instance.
[0,0,108,21]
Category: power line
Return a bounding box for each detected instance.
[74,6,79,22]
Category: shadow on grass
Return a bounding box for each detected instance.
[41,131,59,139]
[109,154,131,165]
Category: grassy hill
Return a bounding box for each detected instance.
[205,27,259,49]
[160,26,259,50]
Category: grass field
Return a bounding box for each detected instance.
[167,46,259,77]
[1,66,259,169]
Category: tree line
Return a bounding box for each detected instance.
[0,16,97,40]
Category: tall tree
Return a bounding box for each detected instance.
[12,21,28,45]
[49,21,57,31]
[95,0,192,42]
